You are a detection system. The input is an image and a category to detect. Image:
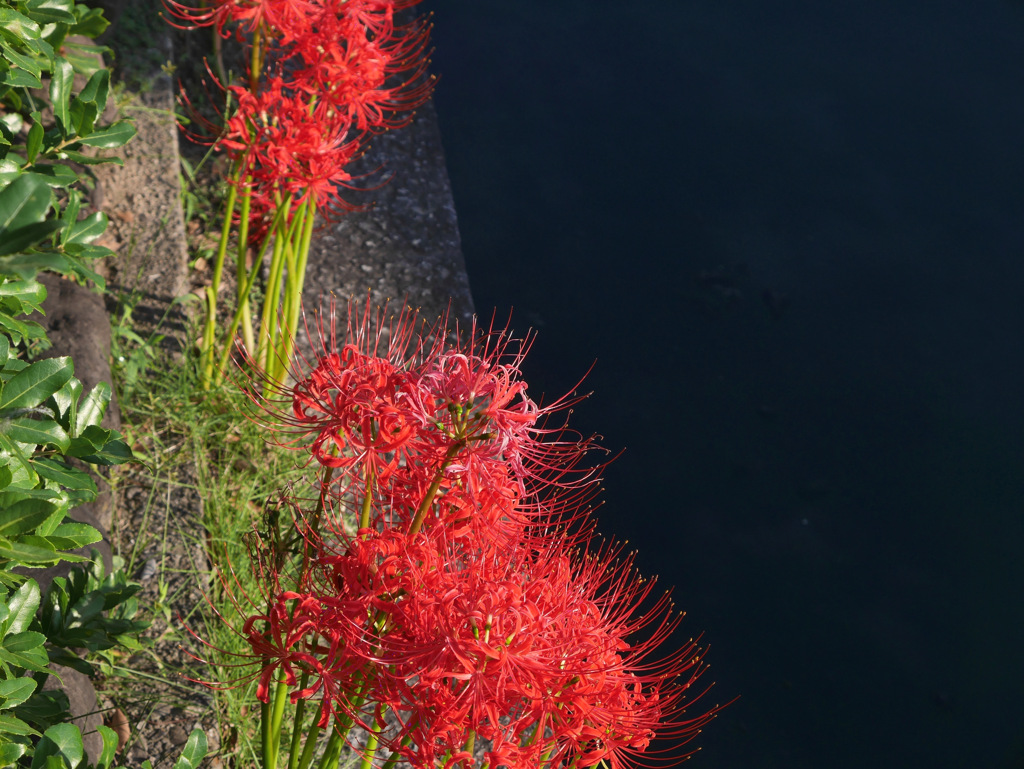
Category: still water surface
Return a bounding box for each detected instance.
[427,2,1024,766]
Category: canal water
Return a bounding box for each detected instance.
[427,1,1024,766]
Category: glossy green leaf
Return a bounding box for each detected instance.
[30,459,96,492]
[0,219,62,256]
[0,7,41,39]
[58,248,106,291]
[76,436,132,466]
[49,522,100,548]
[2,44,41,79]
[0,334,8,366]
[69,97,99,138]
[25,0,76,24]
[172,729,208,769]
[0,356,73,411]
[0,173,51,232]
[2,578,40,634]
[31,722,84,769]
[48,375,80,429]
[75,381,109,433]
[48,57,73,135]
[25,121,44,165]
[75,121,136,149]
[0,66,42,89]
[29,163,79,188]
[1,417,70,451]
[94,724,118,769]
[69,6,108,38]
[0,632,50,674]
[0,496,59,536]
[19,32,54,64]
[0,740,28,764]
[58,188,81,244]
[0,536,63,565]
[0,677,36,709]
[4,630,45,653]
[66,425,107,457]
[0,279,45,303]
[0,252,74,280]
[64,211,106,246]
[0,713,39,737]
[55,149,122,166]
[76,66,108,110]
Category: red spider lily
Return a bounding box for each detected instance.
[290,11,434,132]
[307,521,719,769]
[163,0,320,40]
[196,300,728,768]
[221,78,366,212]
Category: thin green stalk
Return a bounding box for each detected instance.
[260,679,274,769]
[299,462,335,587]
[202,172,239,387]
[214,195,292,385]
[359,462,375,531]
[318,727,344,769]
[277,197,318,385]
[295,720,323,769]
[249,25,264,93]
[271,196,310,386]
[287,672,311,769]
[234,184,255,355]
[358,725,379,769]
[409,443,463,536]
[380,738,412,769]
[263,675,290,769]
[258,197,304,377]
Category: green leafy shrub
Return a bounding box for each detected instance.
[0,0,206,764]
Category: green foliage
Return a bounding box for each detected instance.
[0,0,191,765]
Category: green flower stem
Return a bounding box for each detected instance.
[201,168,240,387]
[318,727,344,769]
[299,462,335,586]
[409,442,464,536]
[360,462,375,531]
[234,184,255,354]
[358,724,380,769]
[277,197,318,385]
[250,25,265,93]
[257,195,302,375]
[379,737,412,769]
[287,672,311,769]
[271,207,302,386]
[271,194,311,385]
[296,720,323,769]
[260,674,274,769]
[267,674,290,767]
[214,194,293,385]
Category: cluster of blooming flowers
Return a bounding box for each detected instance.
[208,303,722,769]
[167,0,432,234]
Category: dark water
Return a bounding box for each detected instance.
[426,1,1024,766]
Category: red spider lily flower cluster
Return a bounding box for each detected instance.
[202,302,726,769]
[166,0,433,232]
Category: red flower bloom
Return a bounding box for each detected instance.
[220,78,366,221]
[290,10,434,132]
[205,300,729,767]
